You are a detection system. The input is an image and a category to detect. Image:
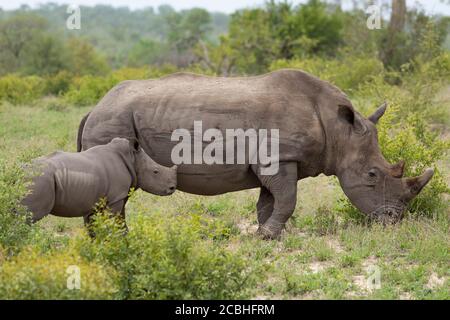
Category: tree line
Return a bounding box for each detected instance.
[0,0,448,77]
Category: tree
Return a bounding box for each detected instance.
[211,0,344,74]
[378,0,449,70]
[23,33,70,75]
[66,38,110,76]
[165,8,212,66]
[380,0,407,68]
[167,8,212,52]
[0,14,47,74]
[127,39,169,66]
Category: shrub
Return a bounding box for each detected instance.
[377,105,449,216]
[63,65,178,106]
[76,211,256,299]
[0,247,118,299]
[0,159,33,251]
[0,75,45,105]
[44,70,73,96]
[270,55,385,94]
[64,75,116,106]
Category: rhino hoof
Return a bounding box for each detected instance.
[257,225,282,240]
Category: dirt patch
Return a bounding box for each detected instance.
[426,272,446,290]
[327,238,344,254]
[236,219,258,235]
[399,292,413,300]
[350,256,381,295]
[362,256,379,268]
[307,261,333,274]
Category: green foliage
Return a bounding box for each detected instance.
[166,8,212,53]
[379,11,450,70]
[0,159,32,251]
[65,38,110,76]
[127,39,169,67]
[377,106,449,216]
[270,55,385,93]
[0,13,48,74]
[64,75,116,106]
[44,70,73,96]
[76,211,255,299]
[225,0,343,74]
[63,65,178,106]
[0,75,45,105]
[0,247,118,299]
[22,33,69,76]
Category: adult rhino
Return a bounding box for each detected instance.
[77,69,434,239]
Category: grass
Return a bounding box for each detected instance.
[0,100,448,300]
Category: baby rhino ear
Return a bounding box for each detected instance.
[128,138,139,152]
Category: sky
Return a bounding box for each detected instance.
[0,0,449,15]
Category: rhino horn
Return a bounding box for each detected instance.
[390,160,405,178]
[404,168,434,195]
[368,102,387,124]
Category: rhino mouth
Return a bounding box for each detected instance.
[369,202,406,224]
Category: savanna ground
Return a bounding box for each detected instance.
[0,87,448,299]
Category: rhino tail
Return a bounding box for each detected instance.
[77,112,91,152]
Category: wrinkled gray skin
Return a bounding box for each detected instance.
[78,69,434,239]
[22,138,177,230]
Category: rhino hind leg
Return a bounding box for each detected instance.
[256,187,274,225]
[21,175,55,223]
[252,162,298,240]
[83,213,96,238]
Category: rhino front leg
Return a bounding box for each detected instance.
[256,187,274,226]
[253,162,298,239]
[83,200,127,237]
[83,213,97,238]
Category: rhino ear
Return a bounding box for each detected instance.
[338,105,355,125]
[368,102,387,124]
[338,105,366,134]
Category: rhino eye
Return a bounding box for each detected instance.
[368,169,377,178]
[153,169,159,174]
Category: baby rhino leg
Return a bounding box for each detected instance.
[21,173,55,223]
[83,200,127,238]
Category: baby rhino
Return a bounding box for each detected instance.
[21,137,177,229]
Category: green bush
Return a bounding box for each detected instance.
[0,159,33,251]
[0,246,118,299]
[63,75,116,106]
[44,70,73,96]
[270,55,385,94]
[377,105,449,216]
[63,65,179,106]
[0,75,45,105]
[76,211,256,299]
